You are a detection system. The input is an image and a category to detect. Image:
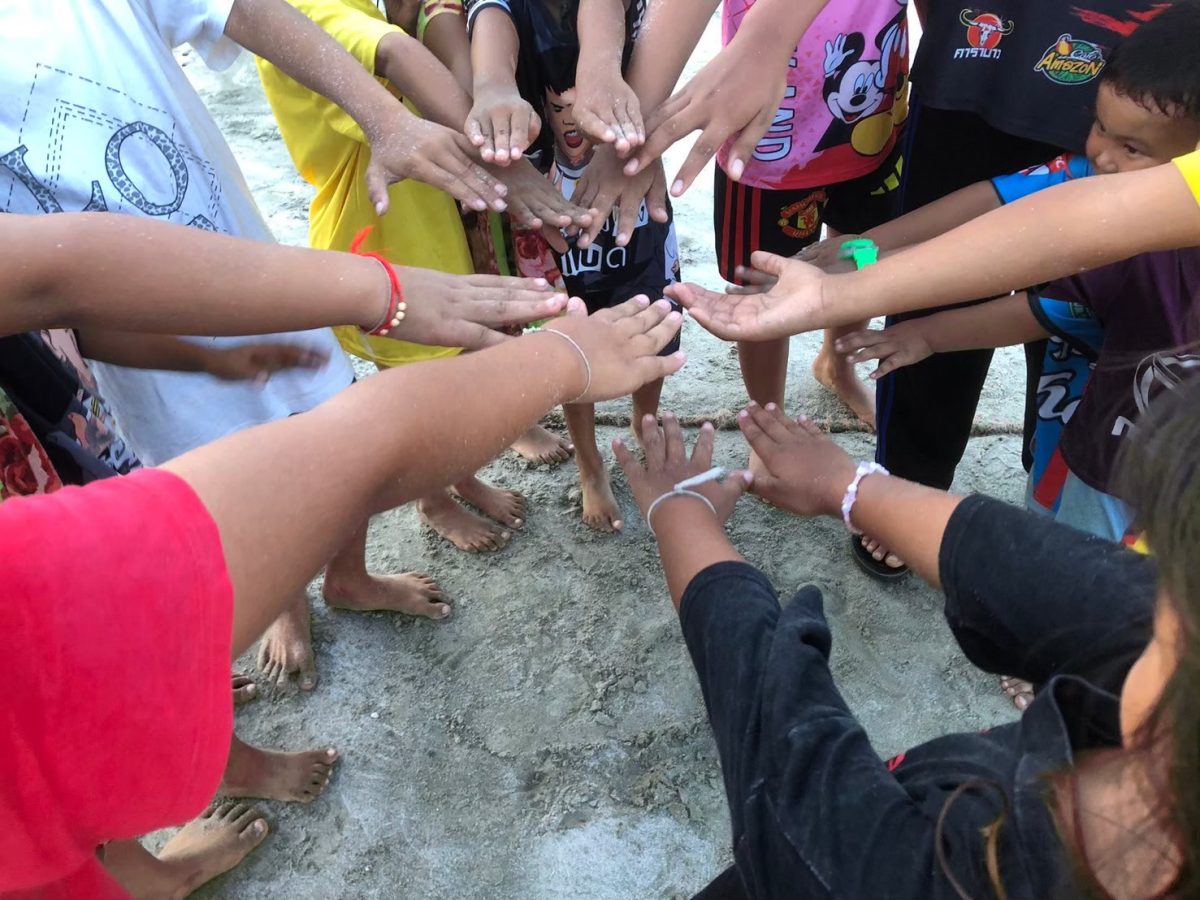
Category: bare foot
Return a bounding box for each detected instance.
[232,673,257,706]
[511,423,574,465]
[323,570,451,620]
[257,596,317,690]
[418,490,511,552]
[221,735,338,804]
[813,348,876,430]
[104,804,268,900]
[860,535,907,571]
[579,468,623,532]
[453,476,526,529]
[1000,675,1035,711]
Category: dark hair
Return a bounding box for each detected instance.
[1101,0,1200,121]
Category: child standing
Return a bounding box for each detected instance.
[716,0,910,429]
[467,0,682,532]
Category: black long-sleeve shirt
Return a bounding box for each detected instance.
[683,495,1156,899]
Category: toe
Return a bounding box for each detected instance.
[240,817,269,844]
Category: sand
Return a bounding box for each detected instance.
[162,13,1029,898]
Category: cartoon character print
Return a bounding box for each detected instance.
[816,0,909,157]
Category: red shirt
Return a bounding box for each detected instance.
[0,469,234,896]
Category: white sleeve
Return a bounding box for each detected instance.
[136,0,241,70]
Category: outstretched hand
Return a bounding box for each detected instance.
[834,322,934,380]
[624,36,788,196]
[614,413,752,528]
[465,86,542,165]
[573,145,669,249]
[737,402,856,518]
[666,251,828,341]
[544,296,686,403]
[391,268,567,350]
[208,343,328,383]
[495,159,597,252]
[573,69,645,157]
[365,112,508,215]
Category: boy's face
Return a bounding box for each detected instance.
[1086,82,1200,175]
[544,86,591,167]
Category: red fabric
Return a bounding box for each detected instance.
[0,469,234,895]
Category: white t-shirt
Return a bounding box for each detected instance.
[0,0,354,464]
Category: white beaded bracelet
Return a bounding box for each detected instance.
[646,489,717,537]
[840,461,888,534]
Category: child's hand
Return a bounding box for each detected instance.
[389,268,568,349]
[206,343,328,383]
[572,69,645,157]
[737,402,857,519]
[666,251,826,342]
[492,159,597,252]
[572,145,669,248]
[729,237,862,295]
[366,111,507,215]
[834,322,934,379]
[465,86,541,165]
[543,295,685,402]
[624,35,789,195]
[613,413,752,527]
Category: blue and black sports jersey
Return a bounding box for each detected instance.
[1025,296,1102,513]
[990,152,1094,203]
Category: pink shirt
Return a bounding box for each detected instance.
[718,0,910,191]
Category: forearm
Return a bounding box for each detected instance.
[653,503,744,610]
[865,182,1001,253]
[577,0,628,79]
[75,330,210,372]
[1,214,382,338]
[623,0,720,106]
[919,294,1048,354]
[469,8,520,97]
[377,31,472,128]
[825,164,1200,322]
[423,13,474,95]
[227,0,413,142]
[164,330,585,654]
[842,477,966,589]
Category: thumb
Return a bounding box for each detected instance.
[564,296,589,319]
[365,161,391,217]
[717,470,754,508]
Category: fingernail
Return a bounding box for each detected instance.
[701,421,714,431]
[494,200,507,211]
[730,159,745,180]
[747,400,758,408]
[534,278,548,287]
[765,403,777,411]
[375,202,386,215]
[798,414,809,423]
[671,180,684,196]
[742,471,754,485]
[738,410,749,420]
[637,296,651,306]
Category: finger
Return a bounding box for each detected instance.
[540,223,568,254]
[670,126,723,197]
[662,411,686,465]
[621,295,674,332]
[640,307,684,356]
[725,106,775,182]
[733,265,777,287]
[847,343,890,364]
[510,109,535,160]
[625,94,691,175]
[633,350,687,387]
[749,402,796,444]
[646,164,669,224]
[365,161,391,216]
[612,435,641,481]
[620,95,644,146]
[492,114,512,164]
[457,156,507,212]
[476,114,497,162]
[576,106,616,145]
[834,331,877,354]
[716,468,754,507]
[872,357,904,380]
[795,413,822,437]
[640,413,665,468]
[466,115,486,148]
[737,403,773,453]
[691,420,715,470]
[615,186,641,247]
[749,250,789,279]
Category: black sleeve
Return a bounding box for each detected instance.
[680,562,1001,899]
[939,495,1156,692]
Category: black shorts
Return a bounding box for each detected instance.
[713,139,905,283]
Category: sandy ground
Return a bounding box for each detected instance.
[163,12,1029,898]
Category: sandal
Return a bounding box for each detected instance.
[850,534,910,582]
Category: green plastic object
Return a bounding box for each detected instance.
[838,238,879,269]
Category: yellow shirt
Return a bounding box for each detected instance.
[256,0,468,368]
[1174,148,1200,206]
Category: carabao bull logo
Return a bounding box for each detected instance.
[961,10,1014,50]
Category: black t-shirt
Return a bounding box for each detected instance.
[681,495,1156,899]
[912,1,1178,152]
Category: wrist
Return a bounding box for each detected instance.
[531,329,590,402]
[650,492,721,536]
[729,7,798,59]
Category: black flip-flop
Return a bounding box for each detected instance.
[849,534,910,582]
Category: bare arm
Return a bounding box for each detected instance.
[673,161,1200,339]
[227,0,504,212]
[0,214,565,346]
[573,0,644,153]
[75,330,326,380]
[159,298,685,654]
[865,181,1002,253]
[466,7,539,163]
[376,29,473,128]
[835,294,1049,380]
[422,8,475,95]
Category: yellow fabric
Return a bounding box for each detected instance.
[418,0,464,40]
[1175,149,1200,207]
[256,0,469,368]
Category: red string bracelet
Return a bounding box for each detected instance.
[350,226,406,336]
